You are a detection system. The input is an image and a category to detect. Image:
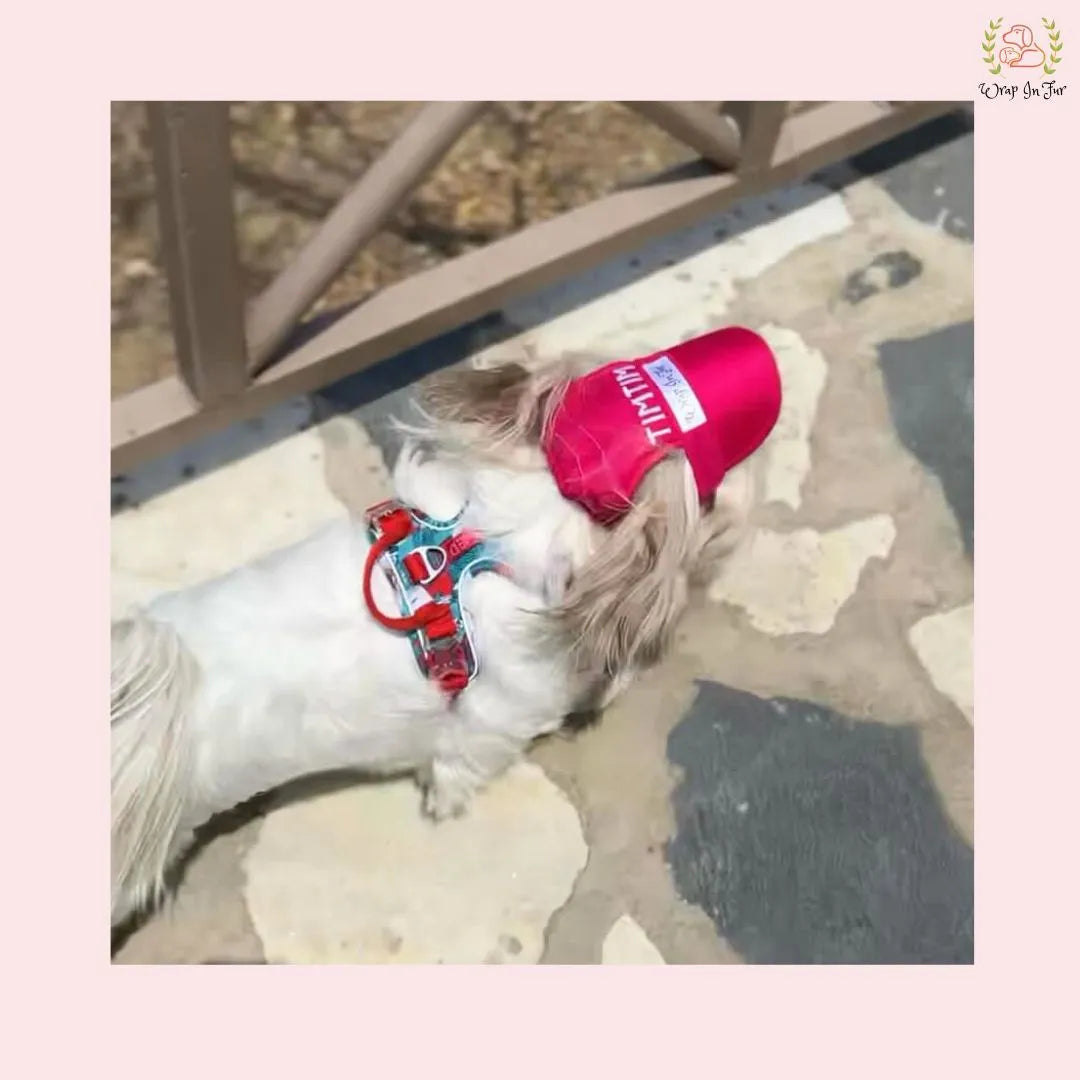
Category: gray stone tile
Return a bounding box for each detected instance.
[878,321,974,556]
[665,681,974,964]
[817,110,973,242]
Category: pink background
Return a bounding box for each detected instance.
[7,0,1077,1072]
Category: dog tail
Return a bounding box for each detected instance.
[111,612,198,925]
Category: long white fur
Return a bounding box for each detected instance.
[111,614,197,922]
[110,367,757,926]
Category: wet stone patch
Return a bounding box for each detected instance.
[842,250,923,304]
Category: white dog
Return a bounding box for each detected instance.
[111,330,780,926]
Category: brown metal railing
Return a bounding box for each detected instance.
[114,100,961,474]
[244,101,487,372]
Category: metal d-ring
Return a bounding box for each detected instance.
[411,545,448,585]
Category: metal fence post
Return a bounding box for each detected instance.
[148,101,250,404]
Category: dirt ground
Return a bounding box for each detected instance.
[110,102,703,398]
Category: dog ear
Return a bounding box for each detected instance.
[554,454,700,676]
[420,352,611,453]
[423,362,535,434]
[555,454,757,676]
[421,359,572,450]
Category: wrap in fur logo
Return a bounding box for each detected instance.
[978,18,1067,97]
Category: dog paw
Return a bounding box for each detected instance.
[423,784,470,821]
[415,761,434,792]
[422,765,474,821]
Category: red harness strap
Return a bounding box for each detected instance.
[362,507,450,635]
[362,503,490,699]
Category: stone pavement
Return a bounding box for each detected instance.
[111,112,973,964]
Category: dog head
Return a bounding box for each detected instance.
[420,354,760,678]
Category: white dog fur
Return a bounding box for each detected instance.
[111,356,758,926]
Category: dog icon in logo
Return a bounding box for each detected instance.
[999,24,1047,67]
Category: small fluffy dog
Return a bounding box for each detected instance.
[111,328,781,926]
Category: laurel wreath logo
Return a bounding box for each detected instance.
[983,17,1005,75]
[982,17,1064,76]
[1041,17,1062,73]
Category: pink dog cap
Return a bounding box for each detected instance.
[541,326,782,524]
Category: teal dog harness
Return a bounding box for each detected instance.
[362,499,505,698]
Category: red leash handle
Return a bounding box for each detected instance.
[363,510,449,633]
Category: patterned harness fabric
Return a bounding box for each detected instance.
[364,499,504,697]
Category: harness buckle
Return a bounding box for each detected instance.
[403,545,449,587]
[424,636,472,695]
[366,500,412,544]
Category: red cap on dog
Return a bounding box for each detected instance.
[541,326,782,524]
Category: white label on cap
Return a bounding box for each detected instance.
[642,355,707,433]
